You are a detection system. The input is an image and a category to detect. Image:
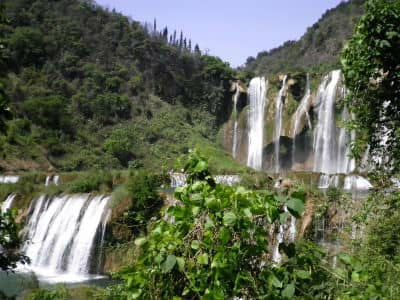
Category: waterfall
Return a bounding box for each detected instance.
[343,175,372,190]
[247,77,268,170]
[22,194,110,282]
[272,223,285,263]
[336,107,356,174]
[1,193,16,212]
[292,74,312,167]
[45,175,60,186]
[274,75,288,173]
[0,176,19,184]
[170,173,188,188]
[313,70,342,174]
[232,82,240,158]
[169,173,240,188]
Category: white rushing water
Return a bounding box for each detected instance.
[313,70,342,174]
[22,194,110,282]
[247,77,268,170]
[0,175,19,184]
[45,175,60,186]
[232,82,240,158]
[343,175,373,190]
[169,173,240,188]
[292,74,312,167]
[274,75,288,173]
[272,223,285,263]
[1,193,16,212]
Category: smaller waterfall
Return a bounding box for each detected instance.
[169,173,240,188]
[274,75,288,173]
[170,173,188,188]
[0,176,19,184]
[343,176,372,190]
[45,175,60,186]
[292,74,312,167]
[289,216,296,242]
[232,82,240,158]
[247,77,268,170]
[1,194,16,212]
[272,224,285,263]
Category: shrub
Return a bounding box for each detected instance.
[107,153,335,299]
[67,170,113,193]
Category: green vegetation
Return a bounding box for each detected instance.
[0,208,29,271]
[244,0,365,75]
[21,285,104,300]
[107,153,330,299]
[0,0,239,173]
[342,0,400,173]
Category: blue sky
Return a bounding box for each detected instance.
[95,0,345,67]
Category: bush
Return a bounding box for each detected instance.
[122,170,164,233]
[107,154,336,299]
[67,170,113,193]
[23,96,73,133]
[92,93,131,125]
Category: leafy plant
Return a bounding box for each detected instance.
[107,152,335,299]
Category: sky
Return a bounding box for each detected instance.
[95,0,345,67]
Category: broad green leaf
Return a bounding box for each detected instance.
[191,240,200,250]
[295,270,311,279]
[205,196,219,210]
[219,227,231,245]
[291,189,306,203]
[338,253,353,266]
[243,208,253,219]
[286,198,304,218]
[134,237,146,247]
[281,283,295,298]
[176,257,185,271]
[223,211,237,226]
[351,271,360,282]
[204,216,215,229]
[271,274,283,288]
[162,255,176,273]
[198,253,209,265]
[194,160,208,172]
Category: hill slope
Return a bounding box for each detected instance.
[0,0,244,173]
[243,0,365,75]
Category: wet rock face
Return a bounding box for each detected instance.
[221,70,362,175]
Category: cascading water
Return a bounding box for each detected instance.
[232,82,240,158]
[292,74,312,167]
[313,70,367,189]
[313,70,342,174]
[336,106,356,174]
[247,77,268,170]
[0,176,19,184]
[169,173,240,188]
[22,194,110,282]
[1,193,16,212]
[45,175,60,186]
[274,75,288,173]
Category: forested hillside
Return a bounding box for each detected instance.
[244,0,365,74]
[0,0,240,172]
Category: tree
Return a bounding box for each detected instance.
[0,4,28,273]
[341,0,400,173]
[194,43,201,55]
[0,3,11,133]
